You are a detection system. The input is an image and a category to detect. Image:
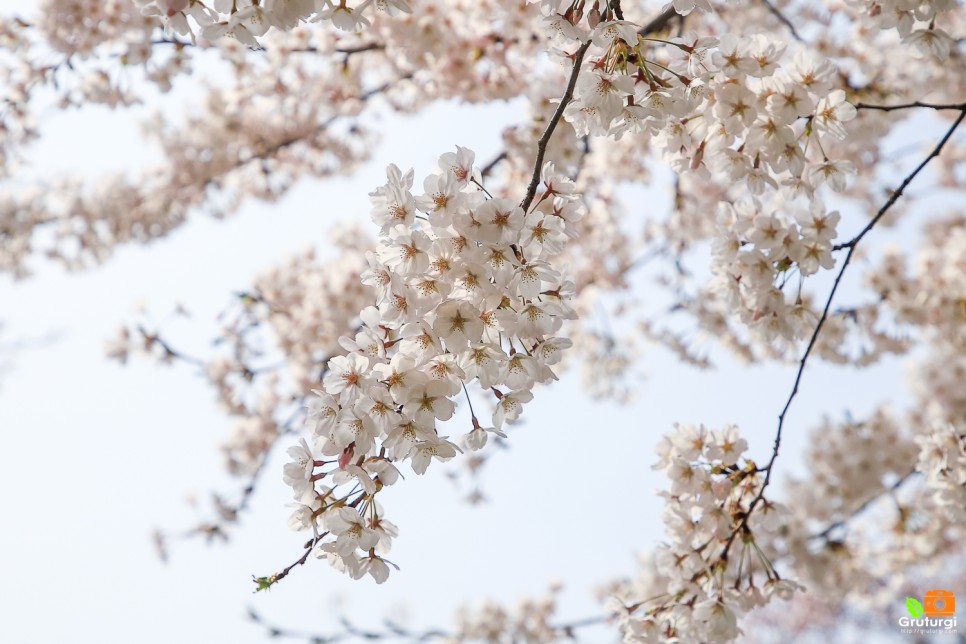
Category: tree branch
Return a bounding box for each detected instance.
[721,105,966,560]
[809,470,917,543]
[246,607,609,642]
[480,150,507,178]
[519,40,591,212]
[836,106,966,249]
[610,0,625,21]
[152,36,386,57]
[856,101,966,112]
[288,42,386,55]
[519,6,680,212]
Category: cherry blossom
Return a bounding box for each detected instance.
[4,0,965,639]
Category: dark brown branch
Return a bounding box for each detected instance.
[519,40,591,212]
[335,42,384,54]
[836,106,966,250]
[10,70,413,253]
[288,42,386,55]
[151,37,192,47]
[856,101,966,112]
[156,395,307,558]
[721,105,966,561]
[610,0,625,21]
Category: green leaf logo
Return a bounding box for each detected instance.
[906,597,925,617]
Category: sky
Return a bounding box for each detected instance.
[0,4,930,643]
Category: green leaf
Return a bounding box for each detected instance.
[906,597,924,617]
[252,574,278,592]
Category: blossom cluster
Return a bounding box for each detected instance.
[450,586,562,642]
[135,0,411,45]
[845,0,957,59]
[871,215,966,421]
[916,423,966,523]
[282,148,582,581]
[709,198,840,342]
[105,230,376,543]
[610,423,799,642]
[527,11,863,350]
[785,410,917,534]
[758,406,966,615]
[548,18,860,199]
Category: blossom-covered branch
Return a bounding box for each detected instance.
[720,103,966,561]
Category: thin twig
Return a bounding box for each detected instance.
[253,532,328,591]
[809,470,917,542]
[856,101,966,112]
[337,42,385,55]
[636,6,679,36]
[836,106,966,249]
[246,607,610,642]
[289,42,386,55]
[152,37,385,57]
[480,151,507,178]
[151,37,191,47]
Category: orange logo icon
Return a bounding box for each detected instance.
[924,589,956,617]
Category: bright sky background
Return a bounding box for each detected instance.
[0,3,933,642]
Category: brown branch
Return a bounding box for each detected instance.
[336,42,384,54]
[519,40,591,212]
[720,105,966,561]
[151,36,386,57]
[151,37,192,47]
[8,70,413,259]
[856,101,966,112]
[836,106,966,250]
[153,308,342,553]
[610,0,625,21]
